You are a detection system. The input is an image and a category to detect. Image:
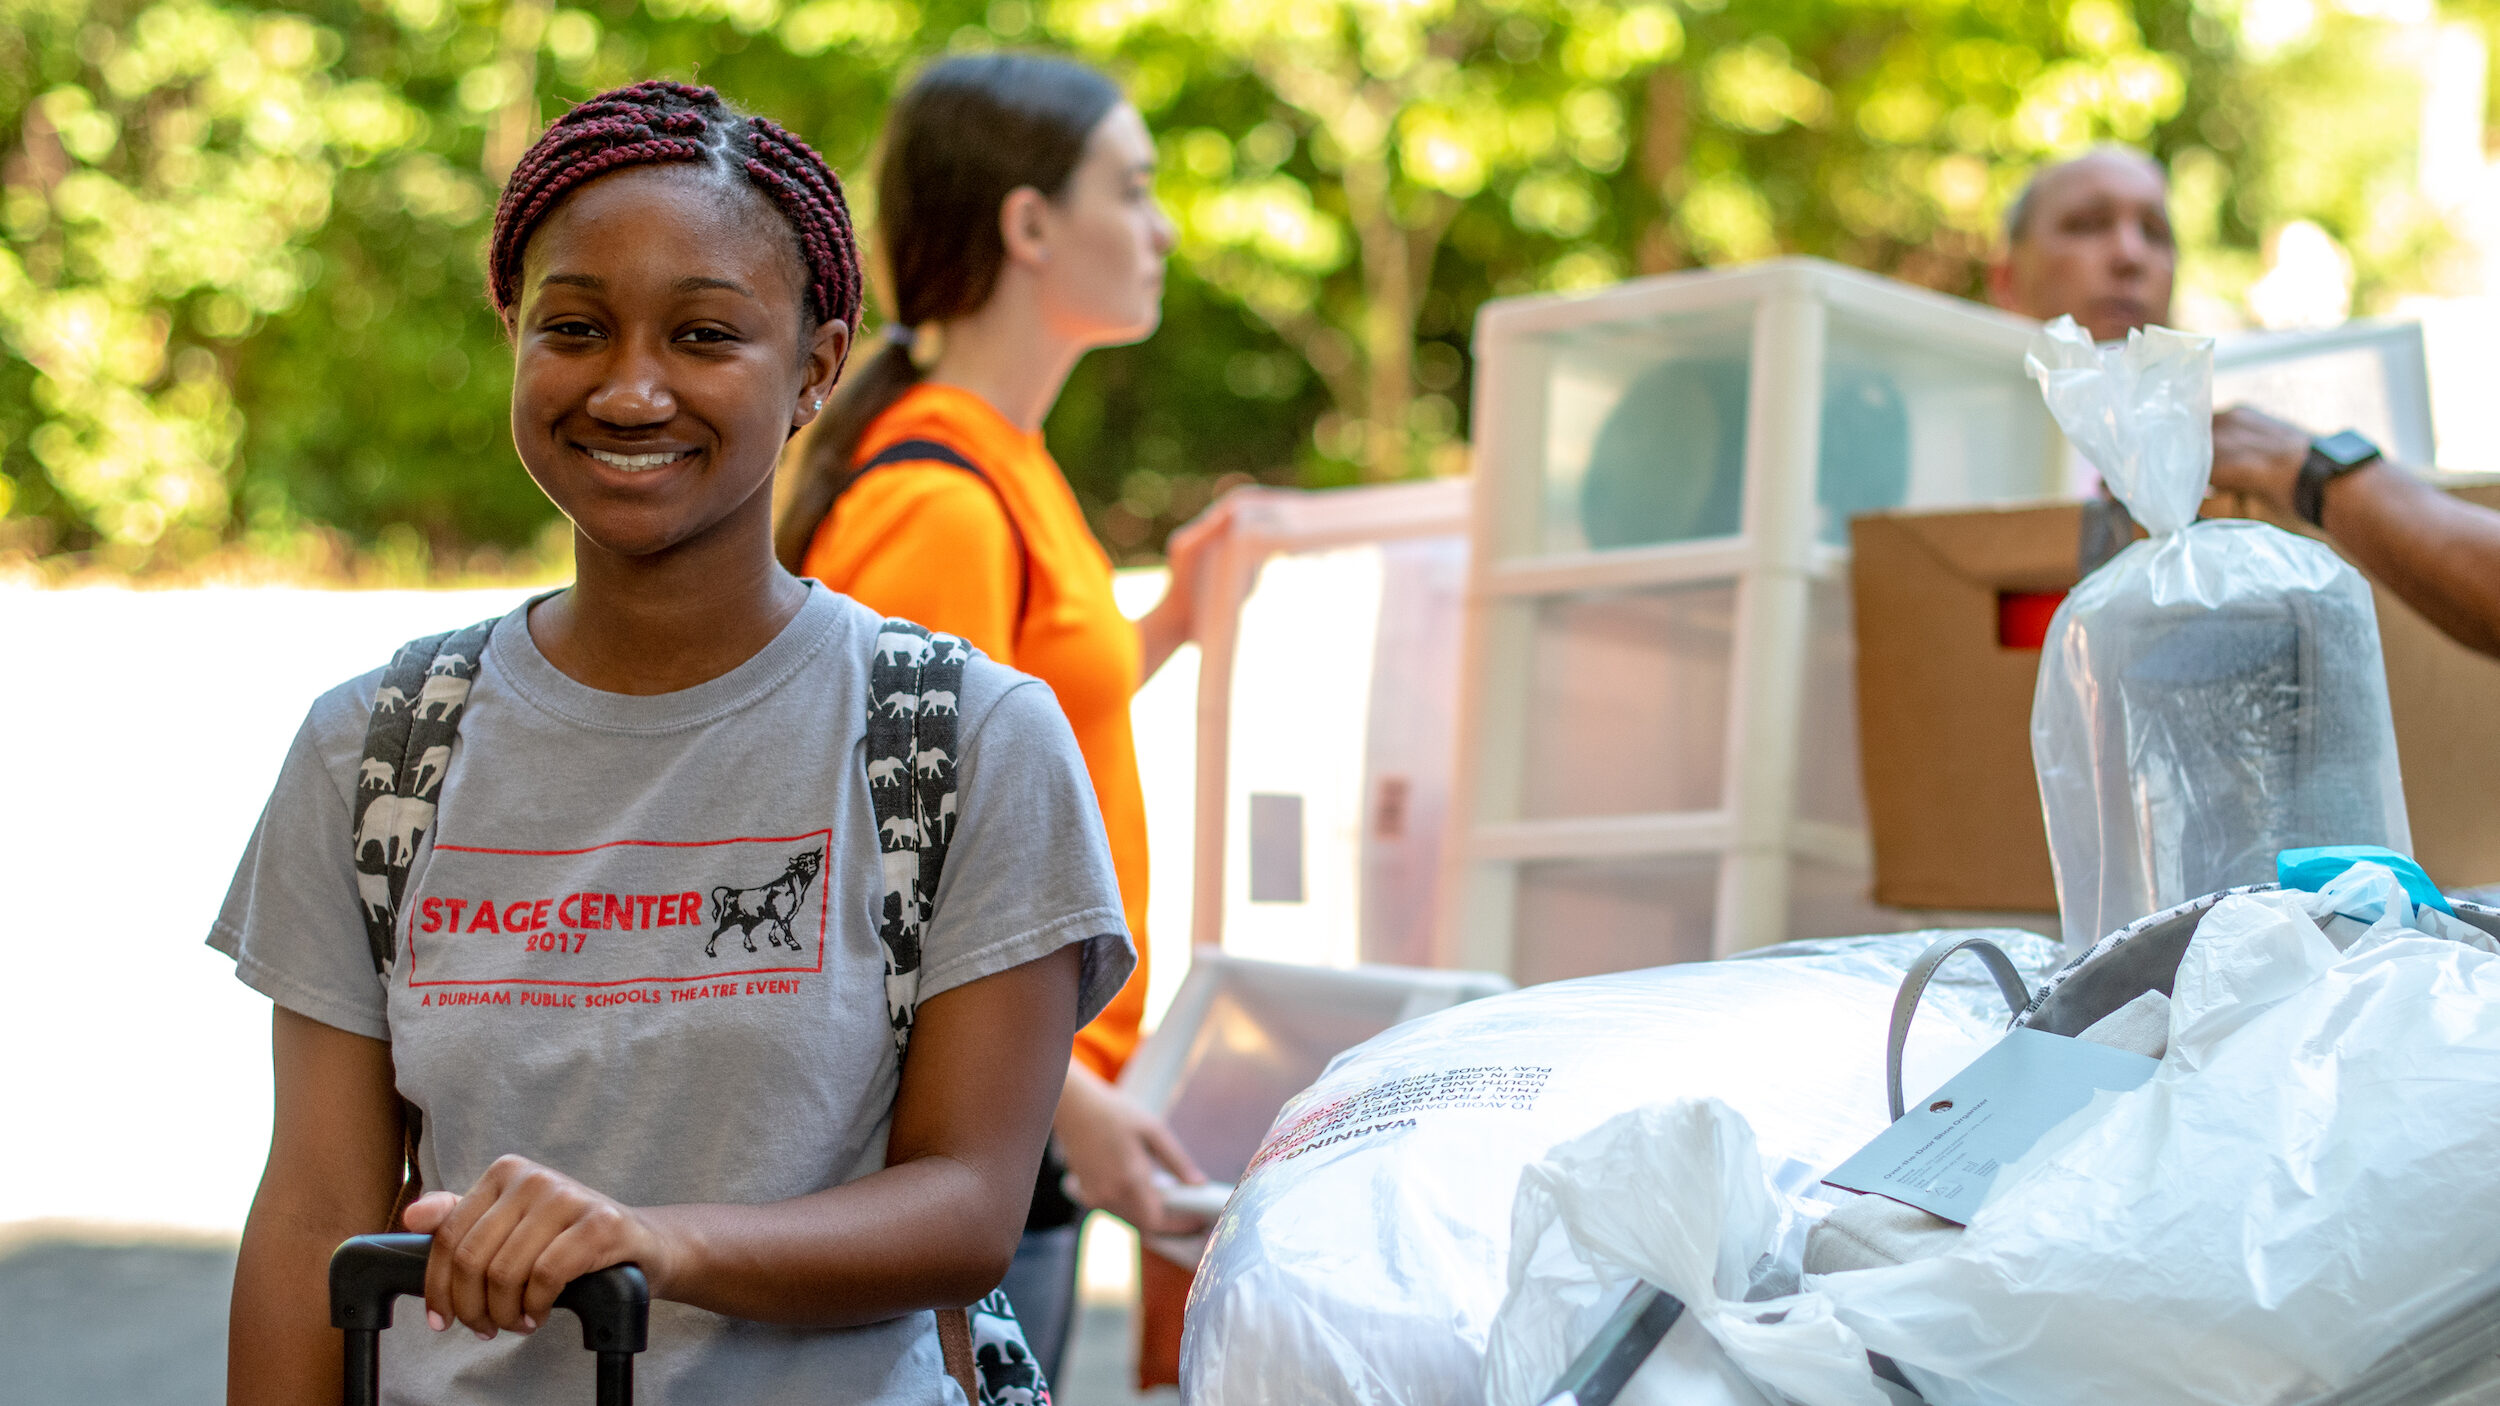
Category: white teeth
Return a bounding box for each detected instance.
[588,448,693,471]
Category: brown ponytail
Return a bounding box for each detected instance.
[774,53,1124,574]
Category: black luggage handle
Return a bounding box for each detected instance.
[330,1232,649,1406]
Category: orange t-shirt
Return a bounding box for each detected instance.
[802,381,1149,1080]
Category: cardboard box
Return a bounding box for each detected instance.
[1854,483,2500,913]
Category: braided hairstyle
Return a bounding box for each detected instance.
[488,79,863,344]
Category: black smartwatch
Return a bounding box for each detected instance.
[2294,429,2382,529]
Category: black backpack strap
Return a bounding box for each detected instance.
[352,616,494,976]
[864,617,969,1068]
[860,436,982,477]
[853,437,1032,633]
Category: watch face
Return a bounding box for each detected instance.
[2314,429,2380,468]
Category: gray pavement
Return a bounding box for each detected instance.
[0,1235,233,1404]
[0,1232,1165,1405]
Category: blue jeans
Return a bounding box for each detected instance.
[999,1222,1082,1384]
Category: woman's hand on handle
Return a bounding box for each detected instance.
[403,1156,679,1340]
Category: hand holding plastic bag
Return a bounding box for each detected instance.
[2025,317,2409,953]
[1483,1101,1892,1406]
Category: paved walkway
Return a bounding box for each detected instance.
[0,1233,234,1403]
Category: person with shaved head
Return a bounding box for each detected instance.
[1989,145,2177,342]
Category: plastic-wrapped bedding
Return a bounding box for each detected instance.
[1819,877,2500,1406]
[1179,936,2030,1406]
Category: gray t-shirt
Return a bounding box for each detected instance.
[211,584,1132,1406]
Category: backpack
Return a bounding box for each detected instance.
[348,612,1044,1406]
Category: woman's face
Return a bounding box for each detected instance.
[509,164,846,561]
[1031,103,1174,349]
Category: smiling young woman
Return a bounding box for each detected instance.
[215,80,1129,1405]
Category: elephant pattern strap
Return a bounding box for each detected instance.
[864,617,969,1069]
[866,621,1051,1405]
[352,618,495,977]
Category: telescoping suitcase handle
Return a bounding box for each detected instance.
[330,1232,650,1406]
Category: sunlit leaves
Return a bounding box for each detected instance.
[1178,173,1349,275]
[644,0,785,34]
[2064,0,2140,55]
[38,88,119,161]
[1676,171,1778,262]
[0,0,2476,565]
[1058,0,1655,479]
[1510,167,1597,236]
[2010,52,2182,149]
[1701,39,1830,134]
[777,0,918,53]
[1559,3,1681,80]
[0,0,428,551]
[1399,107,1491,196]
[390,151,487,223]
[1559,87,1625,170]
[546,8,599,63]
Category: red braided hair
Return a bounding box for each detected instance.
[487,79,863,336]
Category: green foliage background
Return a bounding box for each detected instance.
[0,0,2490,574]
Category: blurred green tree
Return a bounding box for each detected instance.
[0,0,2487,572]
[1059,0,2205,488]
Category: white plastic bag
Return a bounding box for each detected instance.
[1482,1100,1892,1406]
[2026,316,2410,953]
[1818,881,2500,1406]
[1180,947,2002,1406]
[2299,857,2497,957]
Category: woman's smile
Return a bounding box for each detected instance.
[584,445,698,472]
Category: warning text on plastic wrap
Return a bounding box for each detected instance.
[1245,1065,1552,1176]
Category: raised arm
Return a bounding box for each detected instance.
[403,944,1082,1336]
[2212,406,2500,660]
[229,1006,406,1405]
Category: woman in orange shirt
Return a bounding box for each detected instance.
[776,53,1234,1378]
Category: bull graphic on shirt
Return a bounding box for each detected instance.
[703,849,822,958]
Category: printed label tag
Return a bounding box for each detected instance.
[1823,1028,2157,1225]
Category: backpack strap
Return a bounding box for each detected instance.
[348,614,494,1229]
[352,617,495,976]
[853,437,1033,634]
[864,620,1051,1405]
[864,617,969,1067]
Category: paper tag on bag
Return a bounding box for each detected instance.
[1823,1029,2157,1225]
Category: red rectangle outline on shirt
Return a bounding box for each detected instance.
[404,830,833,988]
